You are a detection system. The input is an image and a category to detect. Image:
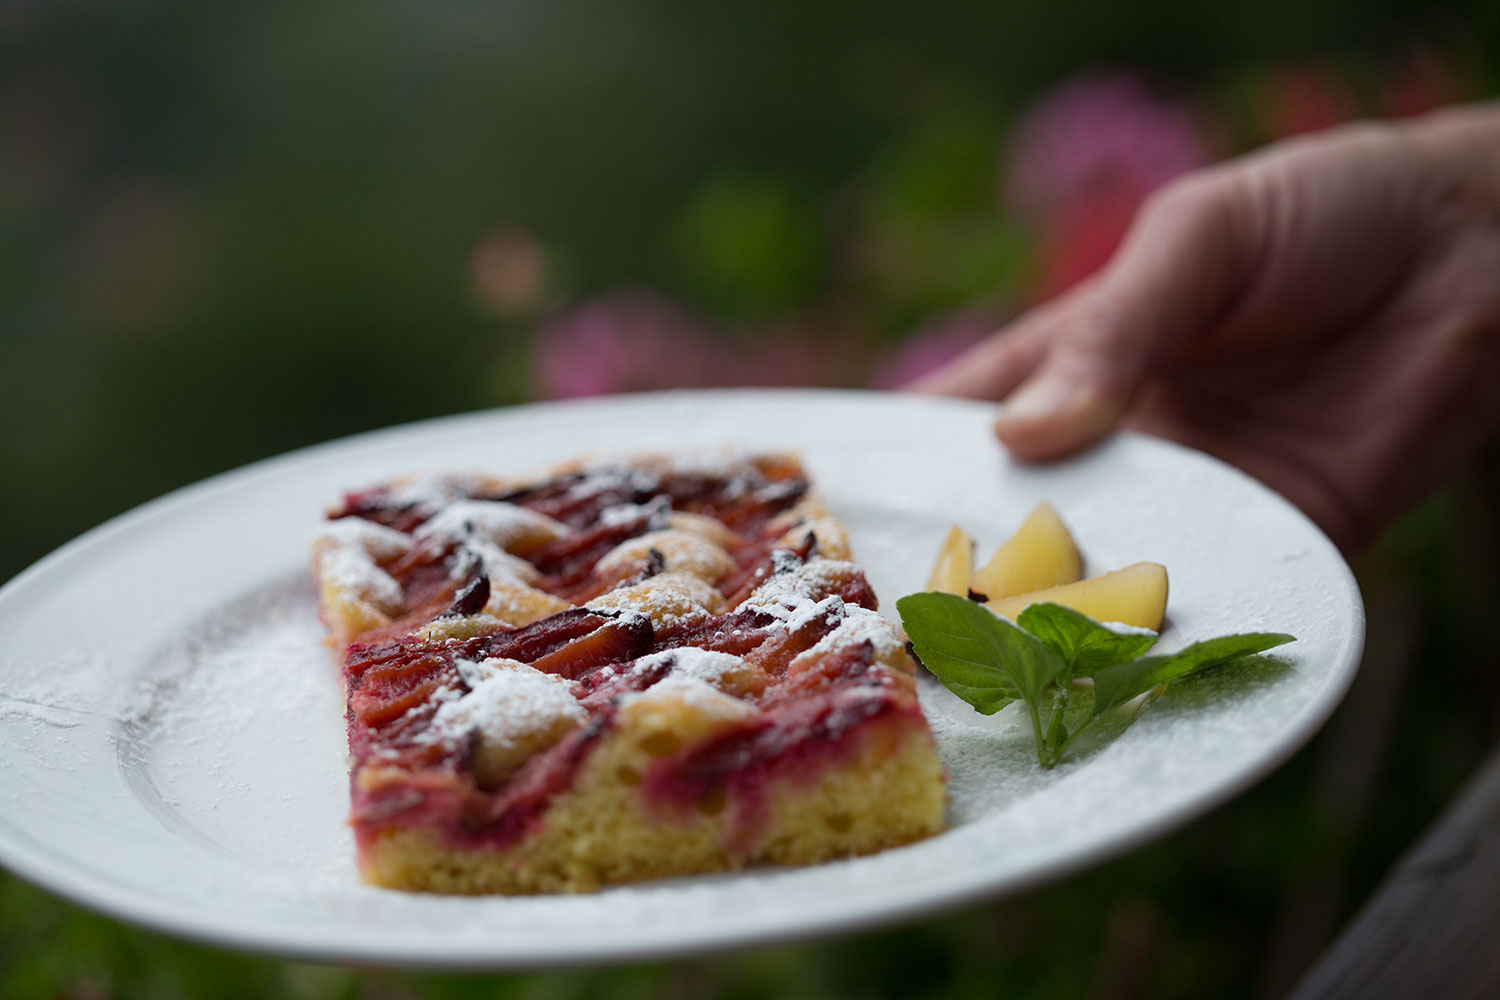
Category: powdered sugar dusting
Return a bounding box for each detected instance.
[367,472,509,517]
[426,660,585,750]
[1099,621,1160,637]
[587,572,723,629]
[577,448,754,479]
[786,595,842,633]
[605,609,652,631]
[597,498,672,529]
[563,467,658,501]
[665,511,739,546]
[313,520,412,613]
[632,648,748,688]
[595,530,735,583]
[318,548,401,612]
[415,500,567,551]
[314,518,413,560]
[743,557,858,620]
[654,448,754,480]
[619,674,758,719]
[801,604,905,662]
[456,539,540,587]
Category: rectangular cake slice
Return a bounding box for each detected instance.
[312,451,946,894]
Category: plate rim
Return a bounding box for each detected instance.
[0,387,1366,968]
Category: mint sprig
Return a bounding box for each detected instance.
[897,593,1294,767]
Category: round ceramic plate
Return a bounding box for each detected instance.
[0,390,1363,969]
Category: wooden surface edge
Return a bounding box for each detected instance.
[1291,746,1500,998]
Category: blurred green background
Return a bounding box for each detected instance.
[3,0,1499,996]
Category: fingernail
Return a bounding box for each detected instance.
[994,375,1093,427]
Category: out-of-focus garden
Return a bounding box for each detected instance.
[2,0,1498,996]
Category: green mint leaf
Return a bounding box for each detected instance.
[896,594,1018,714]
[1017,602,1159,676]
[897,592,1067,714]
[1091,632,1296,715]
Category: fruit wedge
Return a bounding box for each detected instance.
[986,561,1168,631]
[969,502,1082,600]
[926,524,975,596]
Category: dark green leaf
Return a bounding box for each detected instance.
[1017,602,1159,676]
[897,592,1066,713]
[934,677,1019,715]
[1091,632,1296,715]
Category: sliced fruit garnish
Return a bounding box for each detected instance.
[986,560,1168,631]
[969,502,1082,601]
[925,524,975,596]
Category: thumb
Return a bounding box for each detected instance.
[995,176,1248,459]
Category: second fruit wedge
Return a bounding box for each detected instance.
[986,561,1168,631]
[970,502,1082,600]
[926,524,975,596]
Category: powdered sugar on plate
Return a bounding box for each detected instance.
[114,572,352,881]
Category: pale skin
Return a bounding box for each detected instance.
[911,103,1500,553]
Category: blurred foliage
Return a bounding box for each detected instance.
[2,0,1499,996]
[673,174,823,321]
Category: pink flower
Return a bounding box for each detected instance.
[530,292,728,399]
[1035,183,1142,300]
[1007,73,1208,223]
[1004,73,1209,298]
[872,309,998,389]
[532,291,873,397]
[731,316,862,388]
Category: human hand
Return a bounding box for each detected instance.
[911,104,1500,552]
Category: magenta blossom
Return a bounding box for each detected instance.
[873,308,999,389]
[731,316,863,388]
[1034,182,1143,299]
[1007,73,1208,222]
[530,292,729,399]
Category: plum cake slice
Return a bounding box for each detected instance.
[312,451,946,894]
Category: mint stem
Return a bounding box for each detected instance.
[1043,686,1069,766]
[1054,720,1091,759]
[1027,700,1048,768]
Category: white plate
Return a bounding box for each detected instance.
[0,389,1363,968]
